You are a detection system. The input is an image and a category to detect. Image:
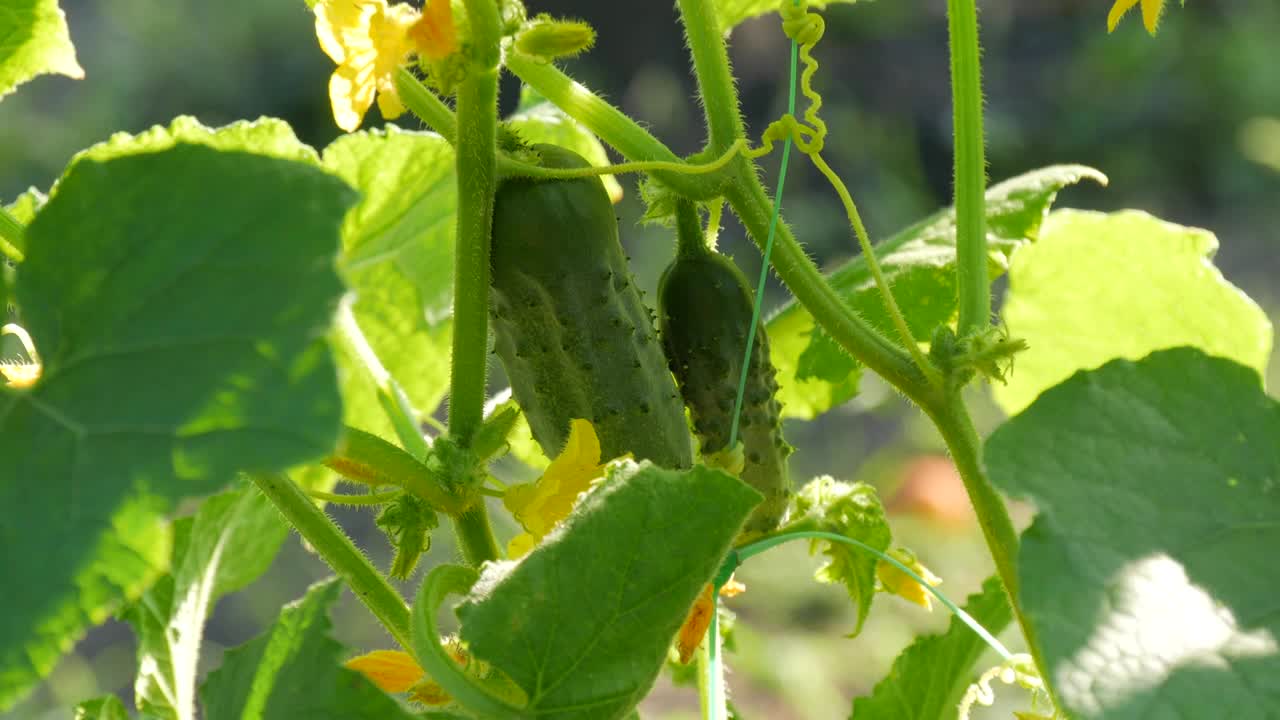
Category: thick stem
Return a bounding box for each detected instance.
[924,395,1061,711]
[453,505,501,567]
[249,472,412,651]
[673,199,709,257]
[445,0,504,567]
[947,0,989,337]
[504,54,728,200]
[723,178,934,406]
[675,0,747,152]
[394,67,457,142]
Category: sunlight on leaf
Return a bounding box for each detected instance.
[0,0,83,101]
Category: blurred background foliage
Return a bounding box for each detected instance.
[2,0,1277,718]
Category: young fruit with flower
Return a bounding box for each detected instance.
[5,1,1273,719]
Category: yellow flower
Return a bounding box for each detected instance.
[503,418,610,557]
[1,324,42,389]
[1107,0,1168,34]
[314,0,420,132]
[877,547,943,611]
[408,0,458,61]
[345,642,474,706]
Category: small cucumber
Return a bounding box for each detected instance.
[658,202,792,533]
[489,144,693,469]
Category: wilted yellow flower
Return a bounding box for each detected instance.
[503,418,610,557]
[1,324,41,389]
[877,547,942,611]
[1107,0,1168,34]
[314,0,420,131]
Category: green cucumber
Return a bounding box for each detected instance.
[658,201,792,533]
[489,143,693,469]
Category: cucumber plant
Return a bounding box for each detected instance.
[2,1,1274,720]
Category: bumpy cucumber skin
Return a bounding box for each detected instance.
[659,249,791,533]
[489,144,693,469]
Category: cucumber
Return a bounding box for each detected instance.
[489,144,693,469]
[658,201,792,533]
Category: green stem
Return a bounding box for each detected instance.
[453,505,502,567]
[924,395,1062,711]
[395,67,457,142]
[675,0,747,152]
[673,199,709,257]
[445,0,504,568]
[947,0,989,337]
[722,179,934,406]
[0,206,25,263]
[701,596,728,720]
[504,54,728,200]
[249,472,412,651]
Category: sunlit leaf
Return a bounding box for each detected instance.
[986,348,1280,719]
[767,165,1105,419]
[994,209,1272,415]
[0,0,83,100]
[0,144,353,710]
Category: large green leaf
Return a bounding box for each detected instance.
[322,127,456,439]
[994,210,1273,415]
[0,145,353,710]
[0,0,82,100]
[715,0,856,32]
[851,576,1014,720]
[986,348,1280,719]
[70,116,321,169]
[122,483,288,720]
[767,165,1105,419]
[200,579,416,720]
[456,462,761,720]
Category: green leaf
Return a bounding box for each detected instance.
[780,476,891,635]
[121,483,288,720]
[322,127,456,439]
[767,165,1105,419]
[73,695,131,720]
[0,0,83,100]
[993,209,1273,415]
[200,579,416,720]
[507,86,625,203]
[715,0,855,32]
[456,461,761,720]
[851,576,1014,720]
[0,144,354,710]
[69,116,322,169]
[986,348,1280,720]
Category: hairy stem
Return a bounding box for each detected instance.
[445,0,504,567]
[723,179,935,406]
[925,396,1061,711]
[948,0,990,337]
[395,67,457,142]
[675,0,747,152]
[249,472,412,651]
[504,54,729,200]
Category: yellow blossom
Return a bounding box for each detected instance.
[345,641,473,706]
[314,0,420,132]
[1107,0,1168,34]
[408,0,458,61]
[503,418,610,557]
[673,579,747,663]
[877,547,943,611]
